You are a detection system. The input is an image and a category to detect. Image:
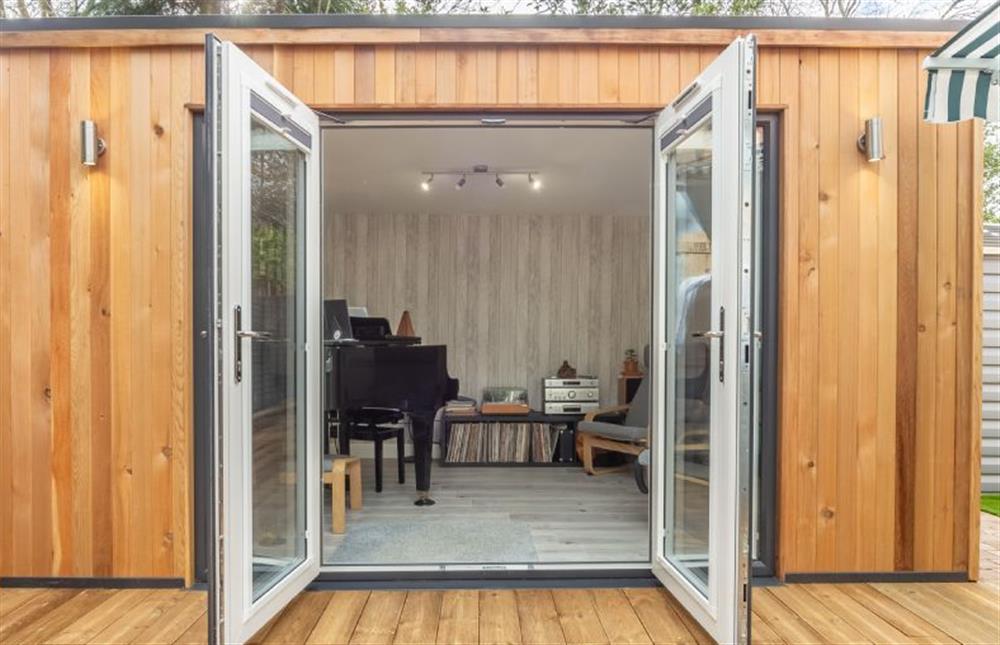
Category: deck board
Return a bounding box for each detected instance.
[514,590,564,645]
[0,512,996,645]
[549,589,608,645]
[436,590,479,645]
[478,589,521,645]
[393,590,443,645]
[307,590,369,645]
[350,590,406,645]
[589,589,651,645]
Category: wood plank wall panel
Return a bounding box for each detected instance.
[324,212,649,410]
[0,48,11,576]
[771,46,981,576]
[0,47,193,580]
[0,37,981,581]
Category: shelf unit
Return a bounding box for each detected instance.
[439,411,584,467]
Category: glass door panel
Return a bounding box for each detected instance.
[664,117,714,594]
[249,117,307,601]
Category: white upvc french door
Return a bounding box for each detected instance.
[207,36,322,645]
[650,36,757,644]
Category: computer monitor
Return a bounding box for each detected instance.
[324,299,353,341]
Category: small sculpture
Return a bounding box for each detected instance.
[396,310,416,337]
[556,360,577,379]
[621,348,642,376]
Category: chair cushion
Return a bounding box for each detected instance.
[357,407,404,425]
[578,420,647,443]
[624,375,650,428]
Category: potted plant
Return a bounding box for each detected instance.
[622,349,642,376]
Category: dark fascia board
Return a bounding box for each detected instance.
[0,13,968,34]
[1,576,186,588]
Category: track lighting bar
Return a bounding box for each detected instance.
[419,166,540,192]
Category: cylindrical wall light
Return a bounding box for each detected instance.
[857,117,885,162]
[81,120,107,166]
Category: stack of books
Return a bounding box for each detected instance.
[444,400,477,416]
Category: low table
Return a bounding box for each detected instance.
[440,410,584,467]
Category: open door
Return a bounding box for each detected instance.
[650,36,756,644]
[206,36,322,644]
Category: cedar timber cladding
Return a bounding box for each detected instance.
[0,22,982,580]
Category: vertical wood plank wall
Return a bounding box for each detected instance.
[0,45,198,580]
[324,211,650,410]
[0,35,981,580]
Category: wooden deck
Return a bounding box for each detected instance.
[1,513,997,644]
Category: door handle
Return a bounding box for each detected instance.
[234,305,243,384]
[232,306,273,384]
[236,330,273,340]
[691,307,725,383]
[717,307,725,383]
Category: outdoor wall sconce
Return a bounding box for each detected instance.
[857,117,885,162]
[81,120,107,166]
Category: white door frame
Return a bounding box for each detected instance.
[204,34,754,641]
[209,36,322,645]
[649,35,756,645]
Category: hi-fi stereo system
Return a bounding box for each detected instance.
[542,377,600,415]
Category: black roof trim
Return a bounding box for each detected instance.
[0,13,968,34]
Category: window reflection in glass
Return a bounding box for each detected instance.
[664,117,713,595]
[249,117,307,601]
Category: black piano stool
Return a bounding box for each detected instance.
[338,411,406,493]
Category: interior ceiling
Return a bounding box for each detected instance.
[323,127,652,218]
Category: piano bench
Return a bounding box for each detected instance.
[323,456,362,534]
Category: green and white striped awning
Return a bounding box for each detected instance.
[923,1,1000,123]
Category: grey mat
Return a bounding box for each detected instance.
[328,519,539,564]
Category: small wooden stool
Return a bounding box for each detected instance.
[323,456,362,534]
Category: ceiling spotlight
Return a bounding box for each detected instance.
[455,174,467,190]
[529,173,542,190]
[420,174,434,191]
[495,174,505,188]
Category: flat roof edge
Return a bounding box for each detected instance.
[0,13,969,34]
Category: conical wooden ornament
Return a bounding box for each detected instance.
[396,310,416,337]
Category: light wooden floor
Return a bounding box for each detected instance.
[2,513,998,644]
[322,461,650,565]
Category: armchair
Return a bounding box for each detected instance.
[575,367,650,478]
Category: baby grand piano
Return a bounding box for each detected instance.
[325,304,458,506]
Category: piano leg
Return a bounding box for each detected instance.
[396,429,406,484]
[373,438,383,493]
[338,419,351,456]
[411,416,435,506]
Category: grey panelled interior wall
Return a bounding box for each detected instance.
[983,225,1000,492]
[324,211,650,408]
